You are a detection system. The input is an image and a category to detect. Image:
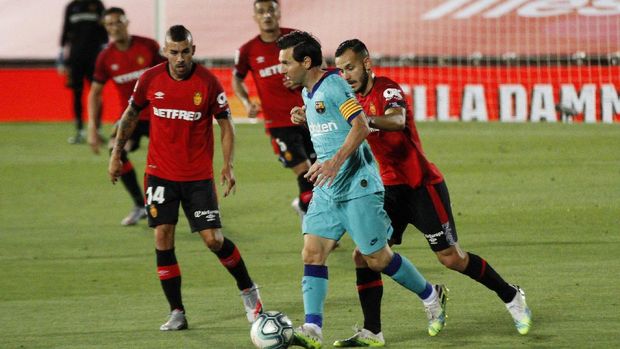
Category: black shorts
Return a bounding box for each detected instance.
[144,175,222,232]
[385,181,458,252]
[268,126,316,168]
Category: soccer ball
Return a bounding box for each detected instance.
[250,311,294,349]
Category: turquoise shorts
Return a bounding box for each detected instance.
[302,191,393,255]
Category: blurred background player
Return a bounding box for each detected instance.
[331,39,531,346]
[232,0,315,216]
[87,7,165,226]
[58,0,108,144]
[280,31,446,349]
[108,25,263,330]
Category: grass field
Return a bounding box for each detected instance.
[1,121,619,349]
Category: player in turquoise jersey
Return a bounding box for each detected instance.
[277,31,446,349]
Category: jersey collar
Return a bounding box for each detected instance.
[306,69,339,99]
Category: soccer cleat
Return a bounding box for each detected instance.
[424,284,448,336]
[292,323,323,349]
[159,309,188,331]
[291,197,305,218]
[333,326,385,347]
[67,130,86,144]
[506,285,532,335]
[121,206,147,226]
[241,283,264,323]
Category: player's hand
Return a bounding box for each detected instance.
[305,159,339,188]
[290,105,307,125]
[220,165,236,197]
[108,156,123,184]
[87,127,103,155]
[246,102,260,118]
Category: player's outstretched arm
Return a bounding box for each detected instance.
[108,105,139,184]
[87,81,105,154]
[368,107,406,131]
[216,116,236,197]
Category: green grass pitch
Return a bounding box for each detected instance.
[1,122,619,348]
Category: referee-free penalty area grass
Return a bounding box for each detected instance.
[0,122,618,348]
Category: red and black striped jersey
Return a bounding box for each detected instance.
[358,76,443,188]
[131,62,231,182]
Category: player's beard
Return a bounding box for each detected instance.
[356,69,370,94]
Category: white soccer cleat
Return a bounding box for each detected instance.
[506,285,532,335]
[424,284,448,336]
[121,206,147,226]
[333,326,385,347]
[159,309,188,331]
[241,283,264,323]
[291,197,305,218]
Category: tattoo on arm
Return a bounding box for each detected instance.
[113,107,139,155]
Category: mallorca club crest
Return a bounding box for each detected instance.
[369,103,377,115]
[137,55,145,66]
[193,92,203,106]
[315,101,326,114]
[149,204,158,218]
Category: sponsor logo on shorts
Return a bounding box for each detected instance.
[194,210,219,221]
[424,231,445,245]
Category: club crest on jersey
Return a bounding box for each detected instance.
[369,103,377,115]
[315,101,326,114]
[137,55,145,66]
[193,92,203,106]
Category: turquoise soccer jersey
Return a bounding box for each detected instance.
[302,70,383,201]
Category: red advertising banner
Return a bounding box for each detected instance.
[373,66,620,123]
[1,66,618,123]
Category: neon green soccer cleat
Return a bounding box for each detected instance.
[424,284,448,336]
[506,285,532,335]
[292,323,323,349]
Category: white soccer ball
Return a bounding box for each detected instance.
[250,311,294,349]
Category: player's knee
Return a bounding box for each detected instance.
[437,252,467,271]
[352,248,367,268]
[301,244,326,265]
[201,230,224,251]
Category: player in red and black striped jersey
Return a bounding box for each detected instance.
[87,7,165,226]
[108,25,263,331]
[232,0,315,215]
[332,40,531,345]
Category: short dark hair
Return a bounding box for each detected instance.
[276,31,322,68]
[335,39,369,58]
[254,0,278,4]
[166,25,192,43]
[103,7,125,17]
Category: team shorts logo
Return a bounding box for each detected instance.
[194,210,219,221]
[193,92,203,106]
[424,231,445,245]
[315,101,326,114]
[149,204,158,218]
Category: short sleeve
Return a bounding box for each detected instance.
[129,73,149,111]
[233,45,250,80]
[92,51,108,84]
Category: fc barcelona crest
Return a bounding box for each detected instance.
[193,92,203,106]
[315,101,326,114]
